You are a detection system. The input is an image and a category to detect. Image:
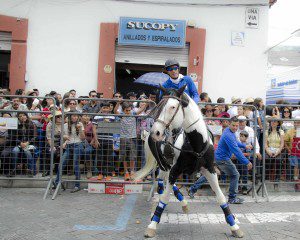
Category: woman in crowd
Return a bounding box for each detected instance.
[203,104,216,125]
[237,106,244,117]
[265,117,284,187]
[281,107,294,132]
[10,113,37,176]
[46,111,63,175]
[80,112,95,179]
[54,111,85,192]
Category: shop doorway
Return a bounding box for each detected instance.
[0,51,10,89]
[115,62,187,97]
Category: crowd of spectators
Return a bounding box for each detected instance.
[0,87,299,192]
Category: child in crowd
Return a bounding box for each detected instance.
[120,102,137,181]
[92,102,116,181]
[236,130,252,195]
[285,116,300,181]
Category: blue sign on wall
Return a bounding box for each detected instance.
[118,17,186,48]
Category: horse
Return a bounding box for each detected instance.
[133,86,244,238]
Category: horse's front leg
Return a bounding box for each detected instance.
[202,168,244,238]
[145,178,171,238]
[157,170,168,195]
[169,164,189,213]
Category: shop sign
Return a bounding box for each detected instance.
[105,183,125,195]
[118,17,186,48]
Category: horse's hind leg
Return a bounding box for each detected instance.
[145,179,171,238]
[202,168,244,238]
[169,164,189,213]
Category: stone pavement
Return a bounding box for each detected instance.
[0,188,300,240]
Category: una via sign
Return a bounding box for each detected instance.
[245,7,259,29]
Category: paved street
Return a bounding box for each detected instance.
[1,188,300,240]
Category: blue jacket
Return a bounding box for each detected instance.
[215,127,250,165]
[160,76,200,103]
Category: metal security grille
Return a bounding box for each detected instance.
[115,43,189,67]
[0,32,12,51]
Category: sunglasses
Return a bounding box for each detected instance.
[91,95,97,97]
[166,66,179,71]
[206,110,212,113]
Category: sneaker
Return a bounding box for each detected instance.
[124,172,130,181]
[228,197,244,204]
[130,171,135,180]
[187,188,195,199]
[70,186,81,193]
[6,170,16,178]
[97,174,103,180]
[105,176,112,181]
[242,189,248,195]
[86,171,92,179]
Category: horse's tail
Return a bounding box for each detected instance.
[133,134,157,181]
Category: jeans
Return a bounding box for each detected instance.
[12,146,35,173]
[55,142,84,188]
[190,175,208,193]
[216,159,240,199]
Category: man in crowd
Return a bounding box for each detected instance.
[227,97,242,118]
[4,97,28,117]
[236,116,261,160]
[82,90,101,113]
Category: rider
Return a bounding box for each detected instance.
[159,59,200,163]
[160,59,199,103]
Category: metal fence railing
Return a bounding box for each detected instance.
[48,98,156,200]
[1,95,299,201]
[0,95,57,199]
[262,104,300,201]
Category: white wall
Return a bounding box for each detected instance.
[0,0,269,102]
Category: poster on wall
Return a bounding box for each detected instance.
[231,31,245,47]
[118,17,186,48]
[0,117,18,130]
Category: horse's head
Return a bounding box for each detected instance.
[150,85,188,142]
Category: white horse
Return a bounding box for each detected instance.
[134,86,244,238]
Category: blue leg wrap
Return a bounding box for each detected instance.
[172,185,184,202]
[220,203,235,226]
[157,178,164,194]
[151,201,167,223]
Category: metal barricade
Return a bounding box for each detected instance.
[262,104,300,200]
[147,102,260,202]
[195,102,260,201]
[0,95,57,199]
[49,97,156,200]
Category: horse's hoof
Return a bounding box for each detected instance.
[182,205,189,214]
[231,229,244,238]
[144,228,156,238]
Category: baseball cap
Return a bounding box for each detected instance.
[237,116,247,121]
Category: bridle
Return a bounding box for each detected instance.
[155,95,201,131]
[155,95,187,130]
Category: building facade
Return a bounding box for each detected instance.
[0,0,270,101]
